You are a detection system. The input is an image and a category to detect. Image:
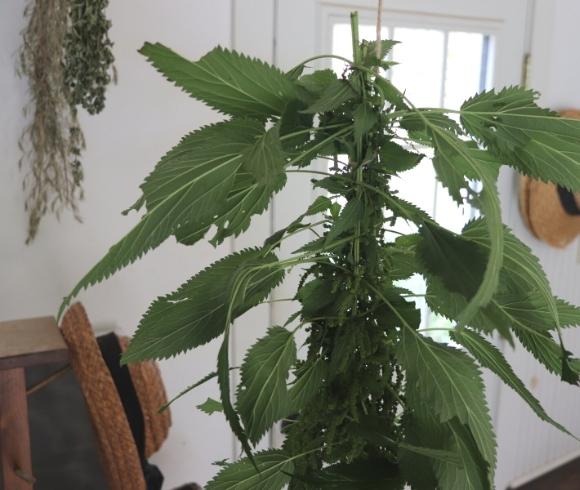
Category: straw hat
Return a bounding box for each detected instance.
[519,110,580,248]
[60,303,171,490]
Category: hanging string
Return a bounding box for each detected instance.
[376,0,383,59]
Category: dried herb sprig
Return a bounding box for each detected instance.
[64,0,116,115]
[19,0,85,243]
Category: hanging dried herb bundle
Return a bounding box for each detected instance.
[18,0,116,242]
[64,0,116,115]
[19,0,85,244]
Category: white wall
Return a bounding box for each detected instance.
[495,1,580,488]
[0,1,242,487]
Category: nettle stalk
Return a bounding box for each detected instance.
[63,9,580,490]
[285,13,403,483]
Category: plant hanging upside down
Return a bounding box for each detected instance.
[62,10,580,490]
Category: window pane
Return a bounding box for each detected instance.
[444,32,489,109]
[391,28,445,107]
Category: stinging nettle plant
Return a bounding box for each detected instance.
[62,12,580,489]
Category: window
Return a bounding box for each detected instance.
[331,23,493,340]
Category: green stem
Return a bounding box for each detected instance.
[350,12,361,65]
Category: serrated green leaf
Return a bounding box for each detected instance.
[363,39,398,66]
[432,143,500,204]
[379,140,423,174]
[140,42,298,118]
[303,79,357,114]
[397,329,496,479]
[206,450,294,490]
[426,126,504,328]
[198,397,223,415]
[374,76,408,110]
[463,218,578,383]
[297,69,337,99]
[237,327,297,444]
[353,103,377,144]
[218,325,255,463]
[325,198,364,242]
[451,328,571,436]
[418,221,487,299]
[289,358,326,411]
[242,125,286,186]
[461,87,580,191]
[385,193,431,224]
[60,120,266,318]
[122,248,284,362]
[279,100,314,150]
[311,458,402,489]
[437,419,491,490]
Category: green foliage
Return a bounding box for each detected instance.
[237,326,297,443]
[197,398,223,415]
[64,11,580,490]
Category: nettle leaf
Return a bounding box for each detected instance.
[400,111,462,141]
[461,87,580,191]
[303,79,358,114]
[374,76,408,110]
[279,99,314,150]
[427,127,504,327]
[400,409,489,490]
[197,397,223,415]
[363,39,398,66]
[297,69,337,100]
[418,221,487,299]
[122,248,284,363]
[451,328,570,436]
[237,326,297,444]
[325,198,364,242]
[379,140,423,174]
[60,119,264,316]
[289,358,326,411]
[311,458,402,489]
[140,42,298,118]
[242,125,286,186]
[206,450,293,490]
[397,329,496,480]
[463,219,578,383]
[385,193,431,224]
[353,103,377,144]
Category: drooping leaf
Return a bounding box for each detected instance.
[451,328,570,436]
[206,450,294,490]
[418,221,487,299]
[353,103,377,144]
[122,248,284,363]
[242,125,286,186]
[297,69,337,99]
[400,408,491,490]
[379,139,423,174]
[397,329,496,480]
[461,87,580,191]
[303,79,358,114]
[427,127,504,327]
[311,458,402,489]
[197,397,223,415]
[325,198,364,242]
[289,358,326,411]
[463,218,578,383]
[140,43,298,118]
[237,327,297,444]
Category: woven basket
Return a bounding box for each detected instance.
[60,304,146,490]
